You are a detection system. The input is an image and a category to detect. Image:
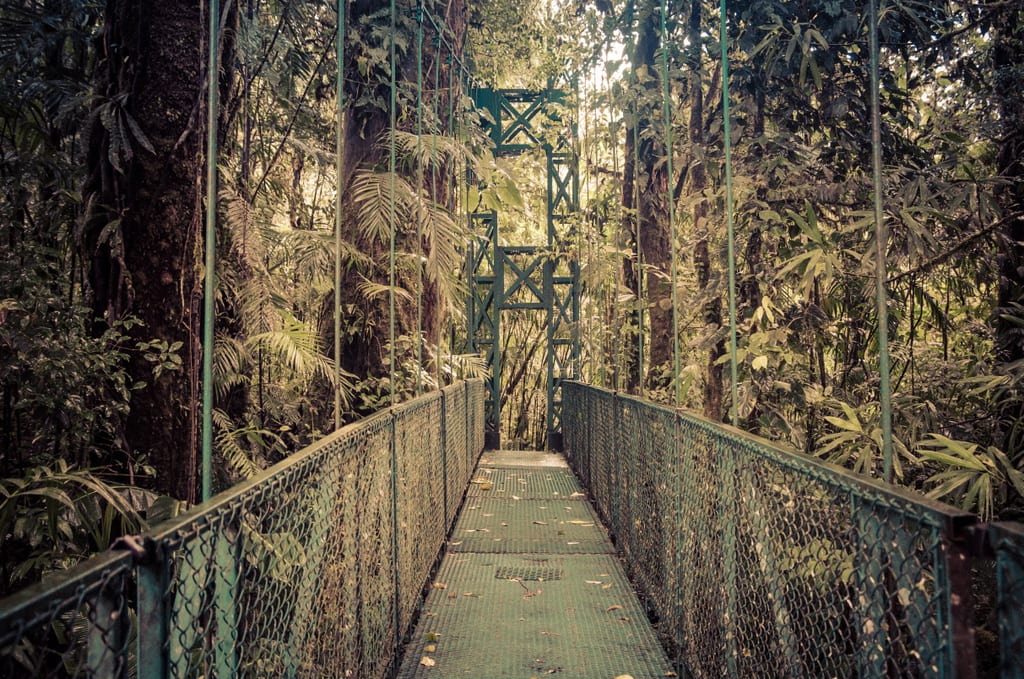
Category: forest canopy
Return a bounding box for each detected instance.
[0,0,1022,596]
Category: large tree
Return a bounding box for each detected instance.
[82,1,231,501]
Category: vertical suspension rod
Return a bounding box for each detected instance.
[388,0,398,405]
[720,0,739,423]
[201,0,220,502]
[415,0,425,395]
[869,0,894,482]
[334,0,346,429]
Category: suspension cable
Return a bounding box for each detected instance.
[869,0,894,482]
[201,0,220,502]
[388,0,398,406]
[334,0,346,429]
[432,33,443,387]
[719,0,739,424]
[661,0,679,406]
[416,0,425,395]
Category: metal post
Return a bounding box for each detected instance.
[136,546,168,679]
[201,0,220,502]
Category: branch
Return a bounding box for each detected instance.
[887,216,1014,284]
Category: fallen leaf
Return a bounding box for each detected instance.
[501,522,509,527]
[433,583,447,589]
[606,605,623,612]
[602,583,613,589]
[541,631,560,637]
[567,541,580,545]
[533,521,547,525]
[481,482,493,491]
[512,495,522,500]
[569,492,585,498]
[567,520,594,526]
[420,656,435,667]
[426,632,441,642]
[424,644,436,652]
[585,580,602,584]
[619,616,631,621]
[614,675,634,679]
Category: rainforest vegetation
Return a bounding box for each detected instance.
[0,0,1021,596]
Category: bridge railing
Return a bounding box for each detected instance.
[562,381,1011,678]
[0,379,486,679]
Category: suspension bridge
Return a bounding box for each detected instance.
[1,0,1023,676]
[0,380,1021,677]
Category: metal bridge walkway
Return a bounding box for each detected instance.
[397,450,673,678]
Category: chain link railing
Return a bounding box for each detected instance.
[562,381,1024,679]
[0,379,485,679]
[989,522,1023,676]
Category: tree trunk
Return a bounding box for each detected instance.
[83,0,228,501]
[685,0,723,420]
[993,5,1024,453]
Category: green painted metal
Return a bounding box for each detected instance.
[334,0,345,430]
[0,381,486,679]
[415,1,425,396]
[213,528,238,678]
[719,0,740,424]
[201,0,220,503]
[991,522,1024,676]
[136,549,168,679]
[388,0,397,405]
[561,381,980,678]
[868,0,895,483]
[396,454,673,679]
[469,88,580,448]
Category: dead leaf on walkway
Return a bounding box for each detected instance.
[420,656,435,667]
[606,605,623,612]
[533,520,547,525]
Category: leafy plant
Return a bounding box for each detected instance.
[916,434,1024,521]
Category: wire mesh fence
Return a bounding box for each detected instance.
[561,381,1017,679]
[989,522,1024,677]
[0,379,484,679]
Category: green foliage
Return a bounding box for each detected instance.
[0,461,150,596]
[916,434,1024,521]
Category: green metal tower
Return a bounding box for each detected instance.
[468,88,580,450]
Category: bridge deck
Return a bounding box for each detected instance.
[397,450,674,678]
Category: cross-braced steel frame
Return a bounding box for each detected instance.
[468,88,580,449]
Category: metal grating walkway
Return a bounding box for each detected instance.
[396,451,674,678]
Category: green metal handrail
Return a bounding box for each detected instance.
[561,380,1022,679]
[0,379,485,679]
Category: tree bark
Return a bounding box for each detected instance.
[83,0,228,501]
[685,0,723,420]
